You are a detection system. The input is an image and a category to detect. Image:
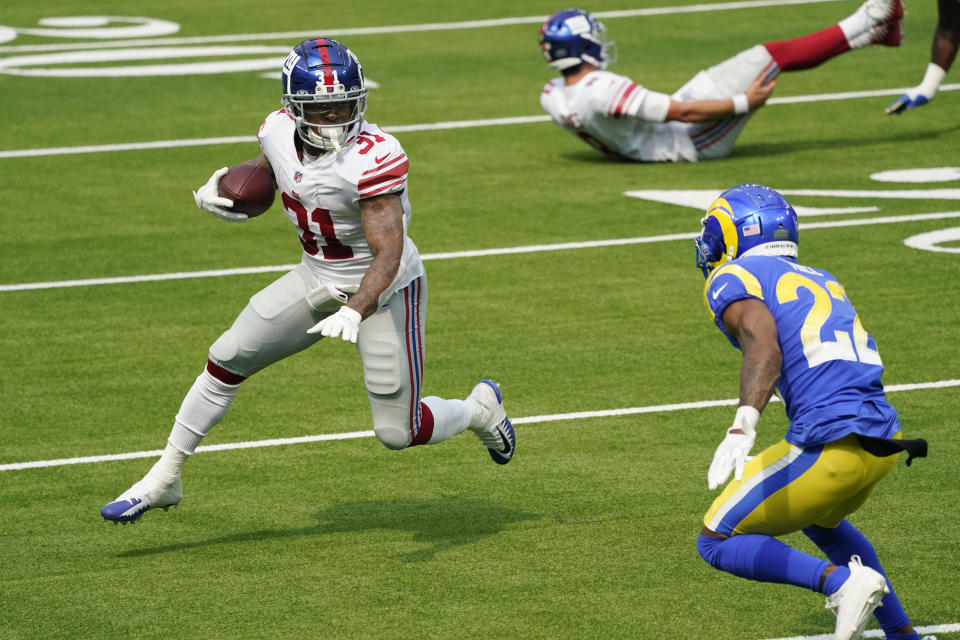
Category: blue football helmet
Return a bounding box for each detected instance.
[695,184,799,278]
[539,8,616,71]
[281,38,367,153]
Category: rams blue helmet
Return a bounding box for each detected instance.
[281,38,367,153]
[695,184,799,278]
[539,8,616,71]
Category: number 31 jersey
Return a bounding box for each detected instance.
[702,255,899,446]
[257,109,425,304]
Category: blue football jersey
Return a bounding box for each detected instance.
[702,255,900,446]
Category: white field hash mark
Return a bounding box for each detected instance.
[3,211,960,292]
[1,379,958,472]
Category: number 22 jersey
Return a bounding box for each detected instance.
[257,109,425,305]
[702,255,900,447]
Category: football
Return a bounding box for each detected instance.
[217,161,276,217]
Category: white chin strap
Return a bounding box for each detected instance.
[307,125,346,154]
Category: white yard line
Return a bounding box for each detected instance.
[0,0,843,54]
[3,85,959,159]
[4,212,960,292]
[759,621,960,640]
[2,378,956,472]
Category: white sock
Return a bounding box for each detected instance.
[167,369,241,455]
[421,396,471,444]
[917,62,947,98]
[145,442,189,485]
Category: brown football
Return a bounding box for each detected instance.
[217,161,276,217]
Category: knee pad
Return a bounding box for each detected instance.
[209,267,322,378]
[358,335,403,395]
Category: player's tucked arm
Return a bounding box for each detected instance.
[721,298,781,413]
[349,193,405,319]
[665,73,775,122]
[252,153,275,177]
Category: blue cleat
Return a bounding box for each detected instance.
[100,477,182,524]
[466,379,516,465]
[885,92,930,115]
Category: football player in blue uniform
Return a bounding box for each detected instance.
[693,185,930,640]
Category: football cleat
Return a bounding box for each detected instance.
[862,0,904,24]
[466,379,516,465]
[869,17,903,47]
[885,92,929,115]
[825,555,890,640]
[100,476,182,524]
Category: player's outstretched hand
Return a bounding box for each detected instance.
[746,73,776,111]
[885,91,932,115]
[192,167,249,223]
[307,306,362,343]
[707,406,759,490]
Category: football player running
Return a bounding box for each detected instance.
[886,0,959,114]
[694,185,931,640]
[538,2,903,162]
[100,38,516,524]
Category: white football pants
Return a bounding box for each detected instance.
[168,264,470,456]
[673,44,780,160]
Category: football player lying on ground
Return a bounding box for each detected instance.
[886,0,959,113]
[693,185,931,640]
[100,38,516,524]
[538,1,904,162]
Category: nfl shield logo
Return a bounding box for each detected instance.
[294,171,303,183]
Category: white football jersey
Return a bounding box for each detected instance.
[258,110,425,304]
[540,70,697,162]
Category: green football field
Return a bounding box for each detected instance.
[1,1,958,638]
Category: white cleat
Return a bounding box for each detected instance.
[825,555,890,640]
[466,379,516,465]
[861,0,904,23]
[100,476,182,524]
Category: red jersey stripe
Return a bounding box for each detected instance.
[612,83,639,118]
[358,160,409,190]
[359,178,406,198]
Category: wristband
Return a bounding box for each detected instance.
[732,93,749,115]
[732,405,760,433]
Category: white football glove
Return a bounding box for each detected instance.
[307,306,362,343]
[192,167,248,223]
[707,405,760,490]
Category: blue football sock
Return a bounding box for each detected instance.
[803,520,911,632]
[821,565,850,596]
[697,534,829,592]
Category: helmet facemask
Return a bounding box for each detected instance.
[285,94,366,154]
[280,39,368,154]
